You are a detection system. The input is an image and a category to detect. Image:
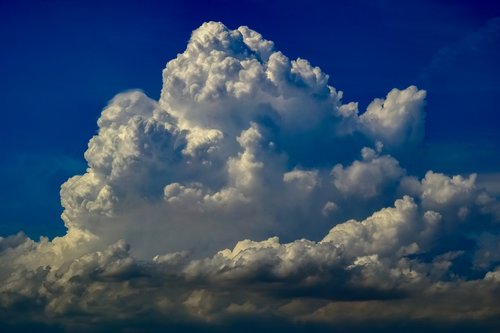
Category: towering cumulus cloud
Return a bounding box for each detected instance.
[1,22,499,332]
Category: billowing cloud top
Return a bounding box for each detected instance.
[1,22,499,332]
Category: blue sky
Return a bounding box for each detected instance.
[1,0,499,238]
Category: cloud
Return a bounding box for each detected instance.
[1,21,499,332]
[331,147,404,199]
[360,86,426,148]
[322,196,434,258]
[283,169,320,193]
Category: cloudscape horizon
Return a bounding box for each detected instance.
[1,14,500,333]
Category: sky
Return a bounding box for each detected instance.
[1,0,499,238]
[0,0,500,332]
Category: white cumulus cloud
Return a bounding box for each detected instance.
[0,21,499,332]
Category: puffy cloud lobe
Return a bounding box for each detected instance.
[184,236,344,284]
[322,201,338,216]
[1,21,500,332]
[322,196,437,258]
[183,127,223,157]
[283,169,319,193]
[412,171,500,225]
[360,86,426,148]
[422,171,477,206]
[227,123,264,191]
[331,148,404,198]
[61,91,182,229]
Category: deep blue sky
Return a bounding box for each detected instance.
[1,0,499,238]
